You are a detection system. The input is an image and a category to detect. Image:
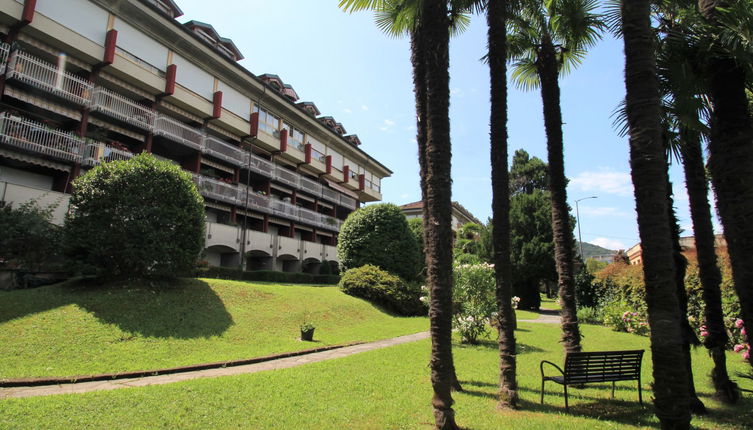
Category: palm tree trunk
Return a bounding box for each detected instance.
[621,1,692,428]
[487,0,518,409]
[537,33,581,353]
[679,126,740,403]
[699,0,753,370]
[411,24,462,395]
[421,0,458,428]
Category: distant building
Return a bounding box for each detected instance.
[399,201,481,231]
[626,234,727,265]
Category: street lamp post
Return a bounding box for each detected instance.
[575,196,598,261]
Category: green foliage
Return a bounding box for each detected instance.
[0,199,62,271]
[337,203,420,281]
[453,263,497,344]
[574,269,601,308]
[338,264,424,316]
[406,217,426,278]
[585,258,608,273]
[319,260,333,276]
[478,218,494,263]
[509,149,549,195]
[63,153,205,280]
[576,306,603,325]
[454,252,482,265]
[196,267,340,285]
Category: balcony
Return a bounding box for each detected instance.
[154,115,204,151]
[83,142,134,166]
[0,43,9,74]
[297,206,320,227]
[194,175,238,205]
[320,187,340,204]
[6,51,93,106]
[311,148,327,164]
[270,199,299,221]
[247,152,274,178]
[340,194,357,210]
[298,175,322,198]
[274,165,300,189]
[319,214,342,232]
[238,185,271,214]
[0,112,85,163]
[203,136,246,167]
[91,87,154,131]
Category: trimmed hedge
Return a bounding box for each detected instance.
[196,267,340,285]
[339,264,425,316]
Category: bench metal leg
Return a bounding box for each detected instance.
[612,381,616,399]
[541,380,545,404]
[564,384,569,412]
[638,378,643,405]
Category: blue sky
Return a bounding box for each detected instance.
[176,0,704,251]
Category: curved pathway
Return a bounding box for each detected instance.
[1,310,562,400]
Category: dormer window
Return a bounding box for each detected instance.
[183,20,244,61]
[297,102,321,117]
[143,0,183,18]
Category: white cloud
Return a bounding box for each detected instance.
[571,168,633,196]
[361,105,369,111]
[343,108,352,114]
[590,237,626,251]
[578,206,630,218]
[400,193,410,199]
[380,119,396,131]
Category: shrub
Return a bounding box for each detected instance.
[407,217,426,278]
[64,153,205,280]
[454,252,482,265]
[339,264,424,315]
[453,263,497,343]
[196,267,339,285]
[0,199,62,271]
[574,269,601,308]
[337,204,421,282]
[576,306,602,325]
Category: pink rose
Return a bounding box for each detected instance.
[700,331,709,337]
[743,350,750,361]
[734,344,745,353]
[735,319,744,329]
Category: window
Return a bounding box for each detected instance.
[283,122,305,151]
[253,105,280,136]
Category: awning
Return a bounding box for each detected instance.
[88,116,145,141]
[322,177,358,199]
[4,86,81,120]
[201,158,234,174]
[204,200,231,211]
[0,148,70,172]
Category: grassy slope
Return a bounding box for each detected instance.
[2,323,751,429]
[0,278,427,379]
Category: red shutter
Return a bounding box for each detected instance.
[343,165,350,183]
[304,143,312,164]
[249,112,259,137]
[103,29,118,65]
[165,64,177,96]
[279,129,288,152]
[21,0,36,24]
[325,155,332,174]
[358,174,365,191]
[212,91,223,119]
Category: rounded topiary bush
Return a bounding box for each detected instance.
[339,264,424,316]
[64,153,205,280]
[337,203,420,281]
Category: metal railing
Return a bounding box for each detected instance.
[0,43,10,74]
[297,206,319,226]
[311,148,326,163]
[321,187,340,204]
[154,115,204,150]
[195,175,238,205]
[83,142,134,166]
[319,214,342,231]
[91,87,154,131]
[340,195,357,210]
[6,51,93,106]
[203,136,246,167]
[298,175,322,197]
[274,165,300,188]
[0,112,85,163]
[238,185,271,214]
[247,152,274,177]
[270,199,299,221]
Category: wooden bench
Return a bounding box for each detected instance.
[540,349,644,411]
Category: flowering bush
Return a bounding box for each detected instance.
[732,319,750,362]
[621,311,650,336]
[452,263,496,344]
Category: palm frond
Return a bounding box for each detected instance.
[510,57,541,91]
[339,0,388,13]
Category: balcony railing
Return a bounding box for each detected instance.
[0,43,9,74]
[195,175,238,205]
[6,51,93,106]
[247,152,274,178]
[0,112,85,163]
[238,185,271,214]
[154,115,204,150]
[311,148,326,163]
[319,214,342,232]
[270,199,299,221]
[274,165,300,188]
[340,195,357,210]
[321,187,340,204]
[298,175,322,197]
[298,206,319,226]
[91,87,154,131]
[203,136,246,167]
[83,142,134,166]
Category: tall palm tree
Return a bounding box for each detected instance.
[487,0,518,409]
[698,0,753,369]
[506,0,604,353]
[620,0,692,427]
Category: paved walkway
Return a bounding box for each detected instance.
[0,331,430,399]
[1,310,562,400]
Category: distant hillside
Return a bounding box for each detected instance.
[578,242,616,260]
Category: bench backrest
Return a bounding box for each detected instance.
[563,350,644,384]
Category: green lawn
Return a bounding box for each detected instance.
[0,278,427,379]
[2,322,750,429]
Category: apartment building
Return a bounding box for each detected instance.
[0,0,391,273]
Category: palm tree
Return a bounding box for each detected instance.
[506,0,604,353]
[620,0,692,427]
[487,0,518,409]
[697,0,753,370]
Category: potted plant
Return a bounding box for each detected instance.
[300,321,315,341]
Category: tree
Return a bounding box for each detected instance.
[508,0,604,353]
[698,0,753,370]
[487,0,518,408]
[454,222,483,256]
[337,203,421,281]
[63,153,205,280]
[0,199,62,272]
[407,217,426,277]
[620,0,692,427]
